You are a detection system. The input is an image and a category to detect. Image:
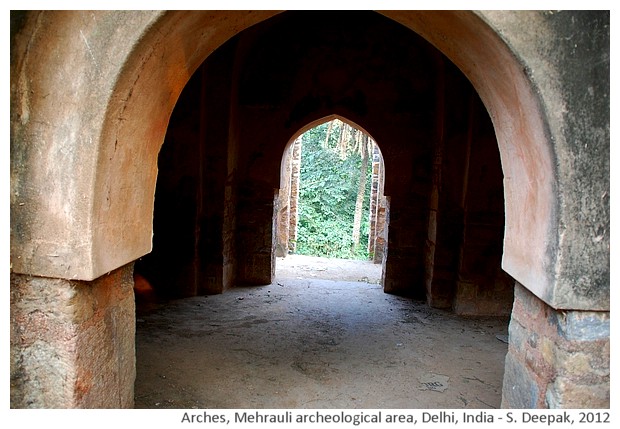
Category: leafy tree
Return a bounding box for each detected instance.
[296,120,373,259]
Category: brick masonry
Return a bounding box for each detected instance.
[10,264,136,408]
[501,282,609,408]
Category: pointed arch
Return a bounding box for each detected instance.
[277,115,387,263]
[280,114,384,189]
[11,11,606,310]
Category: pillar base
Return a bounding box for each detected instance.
[10,265,136,408]
[501,282,609,408]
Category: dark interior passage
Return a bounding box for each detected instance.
[135,10,513,316]
[276,120,384,262]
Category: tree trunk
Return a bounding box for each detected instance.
[352,134,369,251]
[323,119,334,149]
[338,122,350,159]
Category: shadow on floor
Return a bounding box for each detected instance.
[134,255,509,409]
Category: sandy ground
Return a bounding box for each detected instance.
[134,255,509,409]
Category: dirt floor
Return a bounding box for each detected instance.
[134,255,510,409]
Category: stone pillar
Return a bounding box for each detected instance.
[381,130,432,299]
[288,138,302,254]
[10,265,136,408]
[424,60,445,307]
[501,283,610,408]
[134,39,239,298]
[373,197,388,264]
[452,94,513,316]
[368,146,379,254]
[275,137,301,257]
[383,193,427,299]
[275,144,292,258]
[368,143,386,263]
[222,178,238,290]
[236,181,277,285]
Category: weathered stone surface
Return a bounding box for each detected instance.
[367,144,383,257]
[553,311,610,342]
[288,138,302,254]
[479,10,609,310]
[276,149,292,258]
[10,11,280,281]
[276,139,300,258]
[501,352,541,409]
[546,378,610,409]
[10,265,135,408]
[502,283,609,409]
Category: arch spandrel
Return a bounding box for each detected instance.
[10,11,280,280]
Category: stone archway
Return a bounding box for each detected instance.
[276,115,387,265]
[10,11,609,408]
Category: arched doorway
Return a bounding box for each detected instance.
[11,11,560,291]
[276,118,386,262]
[10,11,609,408]
[131,11,515,409]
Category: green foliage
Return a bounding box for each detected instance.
[296,121,372,260]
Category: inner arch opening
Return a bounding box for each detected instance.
[279,118,386,259]
[275,117,387,285]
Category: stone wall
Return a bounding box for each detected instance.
[416,59,512,313]
[288,139,302,254]
[368,143,387,263]
[134,37,239,297]
[10,265,136,408]
[10,11,609,311]
[451,86,514,316]
[276,144,293,258]
[276,137,302,257]
[502,283,609,408]
[373,201,388,265]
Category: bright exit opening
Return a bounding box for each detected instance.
[276,118,387,280]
